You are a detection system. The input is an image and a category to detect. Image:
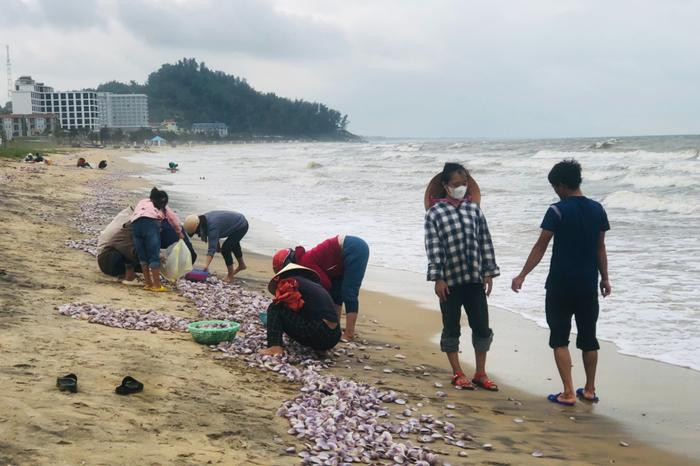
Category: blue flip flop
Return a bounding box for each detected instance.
[547,393,576,406]
[576,388,599,403]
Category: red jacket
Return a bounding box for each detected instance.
[296,236,344,290]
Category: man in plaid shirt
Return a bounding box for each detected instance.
[425,162,500,391]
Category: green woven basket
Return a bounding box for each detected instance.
[187,320,240,345]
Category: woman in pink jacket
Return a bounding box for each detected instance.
[131,187,183,291]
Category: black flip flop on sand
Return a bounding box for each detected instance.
[56,373,78,393]
[115,376,143,395]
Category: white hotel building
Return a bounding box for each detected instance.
[11,76,148,131]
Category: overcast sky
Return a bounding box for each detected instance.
[2,0,699,138]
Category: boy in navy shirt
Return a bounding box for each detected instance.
[511,159,611,406]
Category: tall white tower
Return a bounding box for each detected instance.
[5,45,11,103]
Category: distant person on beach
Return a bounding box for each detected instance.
[168,162,178,173]
[77,157,91,168]
[511,159,611,406]
[184,211,248,283]
[273,235,369,341]
[424,162,500,391]
[98,160,107,169]
[131,187,183,292]
[260,264,341,356]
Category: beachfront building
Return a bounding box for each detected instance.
[159,119,180,134]
[1,113,58,140]
[97,92,149,129]
[10,76,148,132]
[192,122,228,138]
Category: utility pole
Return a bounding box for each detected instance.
[6,45,12,103]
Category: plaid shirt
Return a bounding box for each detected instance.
[424,201,500,286]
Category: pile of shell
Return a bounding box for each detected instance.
[57,302,190,332]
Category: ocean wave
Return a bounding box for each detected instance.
[604,191,698,214]
[620,173,697,189]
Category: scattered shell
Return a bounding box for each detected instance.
[482,443,493,451]
[383,368,393,373]
[395,399,407,405]
[458,451,468,457]
[435,391,447,398]
[434,382,443,388]
[446,404,456,410]
[363,366,373,371]
[619,441,630,447]
[394,354,406,359]
[531,450,543,457]
[513,418,524,423]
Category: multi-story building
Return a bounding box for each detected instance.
[97,92,149,129]
[1,113,58,140]
[192,122,229,138]
[10,76,148,131]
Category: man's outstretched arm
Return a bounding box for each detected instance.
[511,229,554,292]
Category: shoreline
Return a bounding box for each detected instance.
[130,146,700,457]
[0,148,696,465]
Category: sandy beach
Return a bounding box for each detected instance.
[0,148,698,466]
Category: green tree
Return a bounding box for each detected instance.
[96,58,358,139]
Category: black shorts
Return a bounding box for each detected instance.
[545,290,600,351]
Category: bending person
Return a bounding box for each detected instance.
[131,187,183,292]
[97,206,141,284]
[260,264,341,356]
[184,211,248,283]
[273,235,369,341]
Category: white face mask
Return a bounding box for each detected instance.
[448,185,467,200]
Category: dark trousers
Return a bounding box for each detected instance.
[220,221,249,267]
[131,217,161,268]
[330,236,369,313]
[266,303,341,351]
[545,290,600,351]
[439,283,493,353]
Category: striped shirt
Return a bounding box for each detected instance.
[424,201,500,286]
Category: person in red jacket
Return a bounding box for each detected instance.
[273,235,369,341]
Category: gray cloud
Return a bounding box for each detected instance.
[115,0,347,60]
[0,0,105,29]
[2,0,700,137]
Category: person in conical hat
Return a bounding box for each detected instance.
[272,234,369,342]
[425,162,500,391]
[184,211,248,283]
[260,263,341,356]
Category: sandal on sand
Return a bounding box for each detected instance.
[146,285,168,292]
[576,388,599,403]
[472,373,499,391]
[115,376,143,395]
[547,393,576,406]
[451,371,475,390]
[56,373,78,393]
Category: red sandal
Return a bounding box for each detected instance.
[451,371,475,390]
[472,372,499,391]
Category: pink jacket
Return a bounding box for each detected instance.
[131,199,182,236]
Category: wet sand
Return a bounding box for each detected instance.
[0,149,697,465]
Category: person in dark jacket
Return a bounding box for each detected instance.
[273,235,369,341]
[184,211,248,282]
[260,264,341,356]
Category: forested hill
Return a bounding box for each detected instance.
[97,58,357,139]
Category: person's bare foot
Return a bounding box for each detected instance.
[259,346,284,356]
[225,275,236,283]
[341,331,355,342]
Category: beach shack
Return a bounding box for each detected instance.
[149,135,167,147]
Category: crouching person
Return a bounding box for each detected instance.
[260,264,342,356]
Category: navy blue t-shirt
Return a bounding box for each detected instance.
[541,196,610,295]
